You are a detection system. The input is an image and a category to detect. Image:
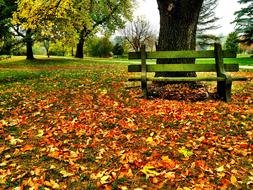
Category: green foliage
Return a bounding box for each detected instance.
[233,0,253,45]
[112,43,124,57]
[225,32,239,53]
[0,0,17,55]
[88,36,113,57]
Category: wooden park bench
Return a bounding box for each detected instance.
[128,43,247,102]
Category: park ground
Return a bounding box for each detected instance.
[0,56,253,189]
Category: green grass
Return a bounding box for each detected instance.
[0,55,252,84]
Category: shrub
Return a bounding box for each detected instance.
[88,37,113,57]
[112,43,124,57]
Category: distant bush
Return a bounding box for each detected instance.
[113,43,124,57]
[88,37,113,57]
[12,46,26,56]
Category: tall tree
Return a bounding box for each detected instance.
[156,0,204,78]
[11,0,76,59]
[197,0,221,49]
[233,0,253,45]
[121,16,156,52]
[224,32,239,53]
[0,0,17,55]
[75,0,133,58]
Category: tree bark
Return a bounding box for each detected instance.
[75,29,85,58]
[156,0,204,78]
[26,29,34,60]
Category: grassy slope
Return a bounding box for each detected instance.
[0,57,252,189]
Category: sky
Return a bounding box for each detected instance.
[134,0,242,36]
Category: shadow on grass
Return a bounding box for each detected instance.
[0,70,51,84]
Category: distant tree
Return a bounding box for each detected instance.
[112,43,124,57]
[74,0,133,58]
[121,16,156,52]
[197,0,221,49]
[233,0,253,45]
[224,32,239,53]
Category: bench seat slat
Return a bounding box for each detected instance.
[129,50,236,59]
[128,64,239,72]
[128,76,248,82]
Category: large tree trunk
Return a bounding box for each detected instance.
[26,29,34,60]
[156,0,203,78]
[75,29,85,58]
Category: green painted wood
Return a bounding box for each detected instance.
[128,76,247,82]
[214,43,226,76]
[214,43,232,101]
[128,64,239,72]
[128,50,236,59]
[129,77,225,81]
[141,45,148,99]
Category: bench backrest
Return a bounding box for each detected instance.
[128,43,238,73]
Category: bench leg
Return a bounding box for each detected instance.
[141,81,148,99]
[217,80,232,102]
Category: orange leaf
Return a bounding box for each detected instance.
[21,145,33,152]
[231,175,237,185]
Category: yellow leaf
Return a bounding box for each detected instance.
[164,172,175,180]
[231,175,237,185]
[50,179,60,189]
[60,169,74,177]
[140,165,159,179]
[100,175,110,184]
[37,129,44,137]
[178,147,193,157]
[216,165,225,172]
[146,137,153,144]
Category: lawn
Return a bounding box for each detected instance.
[0,56,253,189]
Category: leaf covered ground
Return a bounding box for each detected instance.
[0,58,253,189]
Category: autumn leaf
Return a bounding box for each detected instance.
[178,147,193,157]
[44,179,60,189]
[231,175,237,185]
[21,144,33,152]
[100,175,111,184]
[140,165,159,179]
[216,165,225,172]
[164,172,176,180]
[146,137,153,144]
[60,169,74,177]
[161,156,176,169]
[36,129,44,137]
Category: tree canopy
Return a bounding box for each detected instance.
[233,0,253,45]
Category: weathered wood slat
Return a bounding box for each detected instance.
[128,50,236,59]
[128,64,239,72]
[128,76,248,82]
[129,77,224,81]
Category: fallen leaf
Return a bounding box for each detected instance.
[140,165,159,179]
[216,165,225,172]
[101,175,111,184]
[21,144,33,152]
[231,175,237,185]
[37,129,44,137]
[60,169,74,177]
[178,147,193,157]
